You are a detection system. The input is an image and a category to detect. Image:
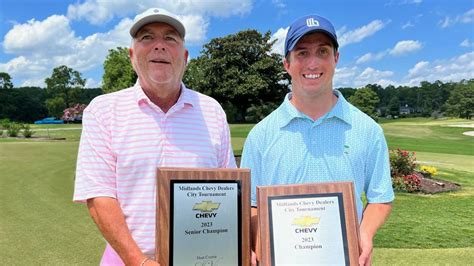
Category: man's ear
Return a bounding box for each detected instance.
[129,48,137,71]
[334,50,339,64]
[184,49,189,65]
[283,57,290,72]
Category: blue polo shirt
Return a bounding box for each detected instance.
[241,91,394,221]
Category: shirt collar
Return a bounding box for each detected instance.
[133,80,196,108]
[277,90,352,128]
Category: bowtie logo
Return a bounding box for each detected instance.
[193,200,220,212]
[292,215,320,227]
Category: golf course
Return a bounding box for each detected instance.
[1,117,473,265]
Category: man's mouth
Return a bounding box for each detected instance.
[150,59,170,64]
[303,73,322,79]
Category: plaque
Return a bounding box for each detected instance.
[257,182,359,266]
[157,168,251,266]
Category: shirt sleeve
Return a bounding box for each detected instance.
[240,129,262,207]
[73,103,117,203]
[364,128,395,204]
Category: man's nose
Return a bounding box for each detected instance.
[306,55,320,68]
[153,39,166,51]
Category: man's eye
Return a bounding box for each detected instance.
[165,36,177,42]
[298,51,308,56]
[141,35,153,40]
[318,48,329,56]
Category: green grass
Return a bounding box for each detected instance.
[376,168,474,249]
[382,121,473,156]
[1,117,473,264]
[0,142,103,264]
[373,248,474,265]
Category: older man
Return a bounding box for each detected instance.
[74,8,236,266]
[241,14,394,265]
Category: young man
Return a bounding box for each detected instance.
[241,14,394,265]
[74,8,236,266]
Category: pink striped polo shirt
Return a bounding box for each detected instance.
[73,82,236,265]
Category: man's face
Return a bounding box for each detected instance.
[284,32,339,98]
[130,22,188,90]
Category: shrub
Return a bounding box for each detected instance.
[1,118,11,129]
[402,173,422,192]
[390,148,417,177]
[6,122,22,137]
[390,149,420,193]
[391,176,406,191]
[22,124,35,138]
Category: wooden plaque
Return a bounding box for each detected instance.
[157,168,251,266]
[257,182,359,266]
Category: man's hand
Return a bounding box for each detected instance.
[358,203,392,266]
[87,197,146,265]
[358,231,373,266]
[251,250,257,266]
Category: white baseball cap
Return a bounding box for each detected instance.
[129,8,186,38]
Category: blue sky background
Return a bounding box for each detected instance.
[1,0,473,88]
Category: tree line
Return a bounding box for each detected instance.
[1,29,472,123]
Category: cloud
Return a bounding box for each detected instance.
[356,40,421,64]
[404,51,474,86]
[338,20,387,47]
[402,0,422,4]
[85,78,101,88]
[0,15,132,87]
[356,51,388,64]
[355,67,395,87]
[460,39,474,48]
[272,0,286,8]
[3,15,75,56]
[67,0,252,25]
[439,8,474,28]
[179,15,209,44]
[269,27,289,55]
[334,66,358,87]
[402,21,414,29]
[389,40,422,56]
[402,14,423,29]
[0,56,48,82]
[334,66,397,88]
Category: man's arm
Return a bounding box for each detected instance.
[358,202,392,266]
[250,207,260,263]
[87,197,159,266]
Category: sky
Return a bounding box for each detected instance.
[0,0,473,89]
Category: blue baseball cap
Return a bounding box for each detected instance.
[284,14,338,57]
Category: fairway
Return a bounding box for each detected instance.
[1,118,473,265]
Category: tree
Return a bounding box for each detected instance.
[45,65,85,118]
[183,29,288,122]
[62,103,87,122]
[387,96,400,116]
[0,87,48,122]
[348,87,380,120]
[102,47,137,93]
[0,72,13,89]
[444,79,474,119]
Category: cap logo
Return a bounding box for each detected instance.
[306,18,319,27]
[153,9,159,13]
